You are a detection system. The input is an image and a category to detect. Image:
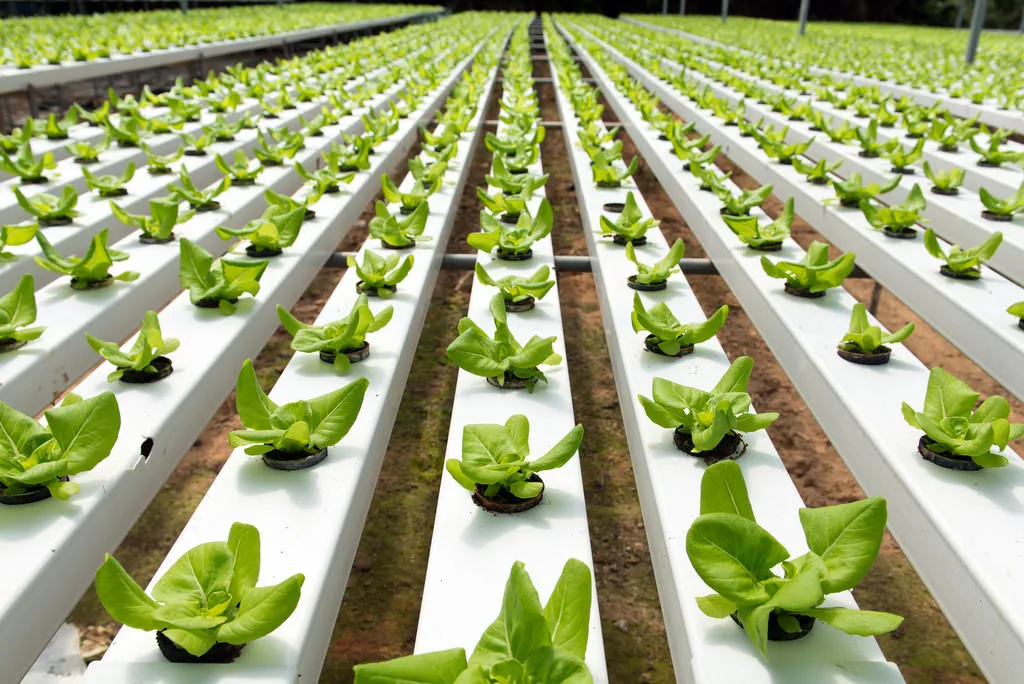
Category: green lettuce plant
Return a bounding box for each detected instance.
[276,295,393,372]
[353,559,594,683]
[924,229,1002,280]
[839,303,913,355]
[625,239,685,288]
[381,173,438,214]
[468,199,553,259]
[369,201,430,249]
[67,136,109,165]
[215,150,264,186]
[723,197,793,250]
[590,149,638,188]
[632,294,728,356]
[902,368,1024,468]
[639,357,778,459]
[474,263,554,310]
[37,110,79,140]
[253,130,303,166]
[447,294,561,392]
[831,173,901,208]
[922,162,965,196]
[859,184,927,236]
[1007,301,1024,326]
[0,274,45,350]
[142,144,184,175]
[82,162,135,198]
[348,250,413,299]
[228,358,369,457]
[95,522,304,660]
[686,461,902,658]
[215,205,305,257]
[597,192,659,245]
[792,157,842,185]
[0,391,120,500]
[35,228,139,290]
[15,186,80,225]
[86,310,179,382]
[970,136,1024,169]
[885,138,925,173]
[0,221,38,260]
[761,241,856,296]
[111,196,193,243]
[0,142,56,183]
[168,167,231,212]
[979,182,1024,221]
[179,238,267,313]
[717,184,772,218]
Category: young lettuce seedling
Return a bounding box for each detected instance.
[228,359,369,468]
[0,274,45,352]
[167,167,231,212]
[82,162,136,198]
[978,181,1024,222]
[14,185,80,226]
[639,356,778,463]
[597,191,660,246]
[66,135,109,165]
[35,228,140,290]
[686,461,902,657]
[347,250,413,299]
[902,368,1024,469]
[179,238,268,313]
[484,154,549,196]
[716,184,773,218]
[723,197,794,251]
[0,142,57,183]
[886,138,926,174]
[474,262,554,313]
[1008,301,1024,330]
[632,293,728,357]
[215,150,264,186]
[407,157,448,192]
[923,228,1002,280]
[324,138,372,173]
[295,158,356,196]
[95,522,304,661]
[86,310,179,383]
[276,295,393,372]
[368,201,430,250]
[353,559,594,681]
[970,136,1024,169]
[590,148,638,188]
[837,302,913,364]
[624,239,686,291]
[792,157,843,186]
[381,173,437,215]
[38,110,79,140]
[468,199,553,260]
[923,162,966,196]
[141,143,184,175]
[112,196,193,244]
[761,241,856,298]
[253,129,303,166]
[0,221,38,260]
[831,173,902,208]
[447,294,562,392]
[859,183,928,238]
[0,391,120,502]
[691,160,732,194]
[446,414,583,512]
[216,205,305,258]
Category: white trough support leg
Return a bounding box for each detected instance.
[413,25,608,681]
[0,32,493,683]
[84,27,508,683]
[561,20,1024,684]
[549,22,902,684]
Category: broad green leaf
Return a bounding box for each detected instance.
[699,461,755,521]
[353,648,469,684]
[543,558,591,659]
[802,607,903,636]
[308,377,369,449]
[216,573,305,645]
[94,554,162,631]
[686,513,789,605]
[799,497,886,593]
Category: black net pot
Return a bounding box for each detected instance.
[119,356,174,383]
[918,436,982,472]
[156,631,245,664]
[262,446,329,471]
[472,475,544,514]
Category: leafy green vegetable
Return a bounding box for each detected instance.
[95,522,305,657]
[276,295,393,372]
[368,201,430,249]
[632,294,727,356]
[475,262,554,307]
[86,310,179,382]
[353,559,593,683]
[381,173,437,214]
[831,173,901,207]
[792,157,842,185]
[625,239,685,287]
[0,391,120,500]
[67,135,109,164]
[0,221,38,260]
[0,142,56,182]
[839,303,913,355]
[215,150,264,185]
[215,205,305,256]
[178,238,267,313]
[228,358,368,456]
[82,162,135,198]
[347,250,413,299]
[902,368,1024,468]
[590,149,638,188]
[717,184,772,218]
[141,143,184,175]
[15,186,80,225]
[723,197,793,249]
[923,228,1001,279]
[0,274,45,347]
[167,167,231,211]
[597,192,659,244]
[922,162,965,195]
[686,461,902,658]
[447,294,562,392]
[761,241,856,295]
[979,181,1024,219]
[970,136,1024,169]
[468,199,553,258]
[295,156,356,196]
[859,184,927,235]
[885,138,925,172]
[111,196,192,242]
[1008,301,1024,323]
[639,356,778,453]
[35,228,139,289]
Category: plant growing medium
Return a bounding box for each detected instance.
[369,200,430,250]
[632,294,728,357]
[837,303,914,365]
[354,559,594,682]
[0,220,38,260]
[468,199,553,261]
[761,241,856,298]
[446,415,583,513]
[624,239,685,292]
[167,167,231,212]
[0,391,120,504]
[722,197,794,251]
[902,368,1024,470]
[923,229,1002,280]
[35,228,140,290]
[95,522,304,663]
[82,162,135,198]
[277,295,393,371]
[475,262,554,313]
[923,162,965,196]
[112,196,193,244]
[216,205,306,258]
[179,238,268,314]
[86,310,179,383]
[831,173,901,208]
[0,274,45,353]
[859,183,927,239]
[596,192,659,246]
[228,359,369,470]
[447,294,562,392]
[639,356,778,464]
[978,182,1024,222]
[14,186,80,226]
[348,250,414,298]
[687,461,902,656]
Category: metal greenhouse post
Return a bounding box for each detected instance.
[722,0,729,23]
[179,0,188,14]
[662,0,668,14]
[965,0,986,65]
[1019,3,1024,32]
[955,0,968,29]
[798,0,810,36]
[679,0,686,16]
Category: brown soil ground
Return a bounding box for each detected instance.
[65,26,1013,684]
